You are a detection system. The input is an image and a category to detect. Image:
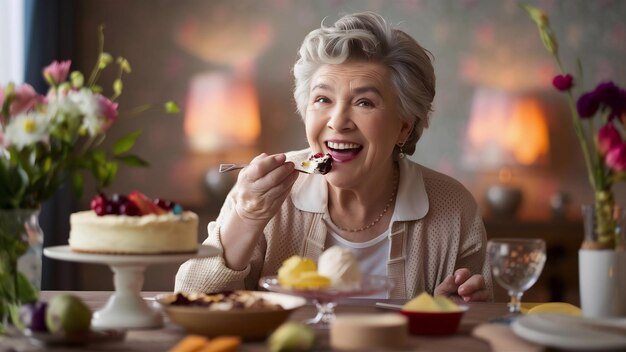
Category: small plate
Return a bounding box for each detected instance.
[23,328,126,347]
[259,275,395,300]
[512,313,626,351]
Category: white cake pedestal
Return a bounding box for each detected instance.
[44,245,220,330]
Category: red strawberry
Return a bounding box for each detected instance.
[127,191,167,215]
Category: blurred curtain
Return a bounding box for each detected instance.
[24,0,78,290]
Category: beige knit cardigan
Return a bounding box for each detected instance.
[175,158,493,299]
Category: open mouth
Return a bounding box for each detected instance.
[326,141,363,162]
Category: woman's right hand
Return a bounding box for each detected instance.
[233,153,299,224]
[220,153,299,271]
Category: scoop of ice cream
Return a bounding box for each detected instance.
[317,246,362,288]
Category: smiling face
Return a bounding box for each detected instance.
[304,62,412,187]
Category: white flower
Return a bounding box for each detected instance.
[4,112,50,150]
[69,88,106,136]
[47,88,106,136]
[46,89,82,127]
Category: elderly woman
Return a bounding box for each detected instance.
[176,12,492,301]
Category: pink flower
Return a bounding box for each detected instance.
[552,74,574,91]
[10,84,42,115]
[606,143,626,171]
[97,94,118,130]
[43,60,71,85]
[597,123,622,155]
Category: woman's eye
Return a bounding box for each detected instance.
[314,96,330,104]
[357,99,374,107]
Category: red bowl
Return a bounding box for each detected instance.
[400,307,467,336]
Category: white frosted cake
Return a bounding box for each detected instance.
[69,191,198,254]
[69,211,198,254]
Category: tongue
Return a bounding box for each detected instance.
[328,149,360,162]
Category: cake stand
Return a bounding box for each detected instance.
[43,245,220,330]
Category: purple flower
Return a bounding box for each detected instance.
[592,82,626,120]
[43,60,71,86]
[597,123,622,155]
[552,74,574,91]
[606,143,626,172]
[577,91,600,118]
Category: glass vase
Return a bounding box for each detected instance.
[0,208,44,290]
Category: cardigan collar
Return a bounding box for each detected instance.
[290,157,429,222]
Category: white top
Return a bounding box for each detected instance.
[325,217,390,298]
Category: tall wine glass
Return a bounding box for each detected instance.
[487,238,546,321]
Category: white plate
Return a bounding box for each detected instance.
[44,245,220,265]
[512,313,626,351]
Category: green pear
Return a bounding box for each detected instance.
[45,294,92,334]
[268,322,315,352]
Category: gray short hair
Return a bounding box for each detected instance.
[293,11,435,155]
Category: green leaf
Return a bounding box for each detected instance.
[116,155,149,167]
[520,4,549,27]
[101,161,118,188]
[164,101,180,113]
[72,171,84,198]
[539,26,558,55]
[17,272,39,304]
[112,130,142,156]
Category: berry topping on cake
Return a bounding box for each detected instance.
[90,191,182,217]
[154,198,175,211]
[128,191,168,215]
[90,194,107,216]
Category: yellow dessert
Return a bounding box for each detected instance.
[527,302,581,316]
[277,255,330,289]
[403,292,461,312]
[289,271,331,289]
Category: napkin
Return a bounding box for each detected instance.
[472,323,544,352]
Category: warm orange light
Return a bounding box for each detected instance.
[464,88,550,169]
[505,98,550,165]
[184,71,261,152]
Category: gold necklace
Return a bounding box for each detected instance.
[333,165,398,233]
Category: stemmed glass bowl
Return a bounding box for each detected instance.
[259,275,394,328]
[487,238,546,322]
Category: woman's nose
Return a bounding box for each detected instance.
[326,105,354,131]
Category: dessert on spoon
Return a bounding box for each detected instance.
[219,151,332,175]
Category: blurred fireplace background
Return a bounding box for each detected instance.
[9,0,626,303]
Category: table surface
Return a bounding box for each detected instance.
[1,291,512,351]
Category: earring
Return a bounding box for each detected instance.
[396,142,405,159]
